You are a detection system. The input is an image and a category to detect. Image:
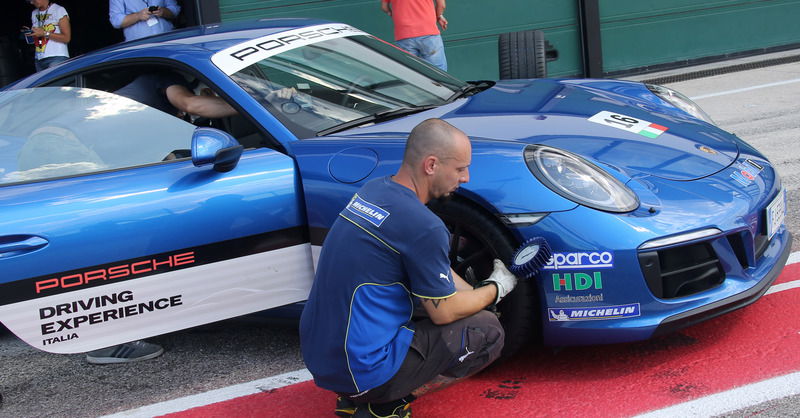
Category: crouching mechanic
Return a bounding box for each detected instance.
[299,118,518,417]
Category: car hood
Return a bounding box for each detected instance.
[330,78,739,181]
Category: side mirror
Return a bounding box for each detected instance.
[191,127,243,173]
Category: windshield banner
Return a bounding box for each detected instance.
[212,23,367,75]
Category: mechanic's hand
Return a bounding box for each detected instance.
[481,259,518,305]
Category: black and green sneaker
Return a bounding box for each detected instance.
[352,398,413,418]
[335,396,358,416]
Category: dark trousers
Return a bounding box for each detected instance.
[342,310,504,404]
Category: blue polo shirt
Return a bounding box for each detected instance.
[300,176,456,394]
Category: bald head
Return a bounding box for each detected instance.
[395,118,471,203]
[403,118,467,167]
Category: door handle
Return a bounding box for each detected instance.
[0,235,49,257]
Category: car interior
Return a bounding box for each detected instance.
[44,64,274,151]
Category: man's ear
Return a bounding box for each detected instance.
[423,155,437,175]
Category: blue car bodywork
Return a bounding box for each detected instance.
[1,19,790,354]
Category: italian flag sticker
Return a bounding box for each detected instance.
[639,123,668,138]
[588,111,669,138]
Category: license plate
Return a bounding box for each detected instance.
[766,188,786,240]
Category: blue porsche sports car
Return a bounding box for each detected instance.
[0,19,790,355]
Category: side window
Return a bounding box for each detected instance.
[44,75,79,87]
[80,65,273,150]
[0,88,196,186]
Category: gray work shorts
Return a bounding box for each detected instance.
[342,309,504,404]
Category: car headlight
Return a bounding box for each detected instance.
[524,145,639,213]
[646,83,715,125]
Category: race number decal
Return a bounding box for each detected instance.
[588,111,668,138]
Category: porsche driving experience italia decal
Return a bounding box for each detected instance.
[0,230,315,354]
[212,24,367,75]
[588,111,668,138]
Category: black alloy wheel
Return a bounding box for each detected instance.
[429,198,540,356]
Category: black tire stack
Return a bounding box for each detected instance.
[498,29,548,79]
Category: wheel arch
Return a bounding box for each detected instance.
[429,194,544,356]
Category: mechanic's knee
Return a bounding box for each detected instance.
[443,311,504,378]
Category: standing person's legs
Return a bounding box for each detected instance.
[339,310,503,415]
[35,56,68,72]
[395,35,448,71]
[415,35,447,71]
[395,37,422,59]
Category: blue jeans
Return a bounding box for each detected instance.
[35,56,69,72]
[396,35,448,71]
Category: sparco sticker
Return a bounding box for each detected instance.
[212,24,367,75]
[543,251,614,270]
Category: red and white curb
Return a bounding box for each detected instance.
[100,369,313,417]
[104,251,800,418]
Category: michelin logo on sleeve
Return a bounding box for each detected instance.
[543,251,614,270]
[346,194,390,227]
[548,303,640,321]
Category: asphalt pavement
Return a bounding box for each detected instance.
[629,48,800,417]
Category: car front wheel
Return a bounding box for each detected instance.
[430,198,539,356]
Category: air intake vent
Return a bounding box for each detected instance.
[639,242,724,299]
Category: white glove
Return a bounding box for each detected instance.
[482,259,519,305]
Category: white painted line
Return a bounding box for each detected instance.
[106,252,800,417]
[99,369,313,418]
[690,78,800,100]
[765,279,800,295]
[634,371,800,418]
[788,251,800,266]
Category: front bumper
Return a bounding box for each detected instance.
[653,231,792,336]
[539,227,792,346]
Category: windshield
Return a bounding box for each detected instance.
[213,24,467,138]
[0,87,195,186]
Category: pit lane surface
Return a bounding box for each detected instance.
[93,257,800,418]
[2,50,800,418]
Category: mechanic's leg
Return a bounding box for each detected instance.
[339,310,503,414]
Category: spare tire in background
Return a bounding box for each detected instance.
[498,29,547,79]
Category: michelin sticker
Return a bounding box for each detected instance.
[346,194,390,227]
[548,303,640,321]
[212,23,367,75]
[543,251,614,270]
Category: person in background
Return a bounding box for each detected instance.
[381,0,448,71]
[109,0,181,42]
[112,71,237,119]
[25,0,71,71]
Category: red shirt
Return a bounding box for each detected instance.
[387,0,440,41]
